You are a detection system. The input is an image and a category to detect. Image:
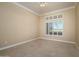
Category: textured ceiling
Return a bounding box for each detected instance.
[17,2,75,15]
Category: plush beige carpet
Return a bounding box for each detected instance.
[0,39,79,57]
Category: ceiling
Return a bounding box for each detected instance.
[17,2,75,15]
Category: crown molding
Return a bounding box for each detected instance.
[10,2,75,16]
[11,2,39,16]
[40,6,76,16]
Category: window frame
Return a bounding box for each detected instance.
[45,18,64,36]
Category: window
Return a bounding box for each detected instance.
[46,19,64,36]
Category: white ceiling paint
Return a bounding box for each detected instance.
[16,2,75,15]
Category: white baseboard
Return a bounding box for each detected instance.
[0,37,39,51]
[0,37,76,51]
[40,37,76,44]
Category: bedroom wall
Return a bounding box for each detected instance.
[76,4,79,46]
[39,7,76,43]
[0,3,39,48]
[0,2,77,49]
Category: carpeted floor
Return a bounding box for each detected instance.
[0,39,79,57]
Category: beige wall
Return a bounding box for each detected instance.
[0,3,39,48]
[0,2,77,48]
[76,4,79,46]
[40,8,76,42]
